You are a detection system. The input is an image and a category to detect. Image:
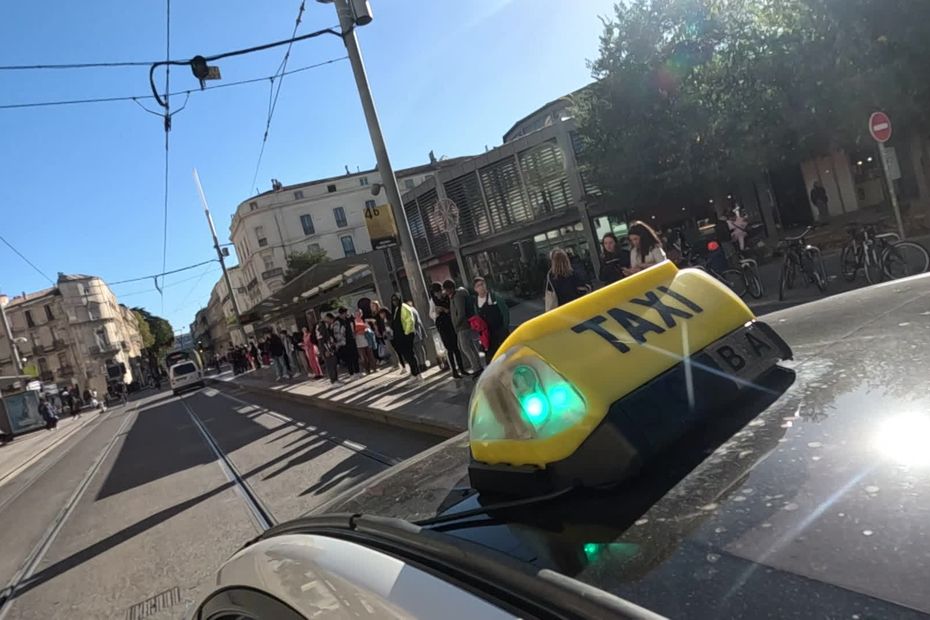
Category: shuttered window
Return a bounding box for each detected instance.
[570,131,601,196]
[518,138,572,217]
[404,198,431,258]
[443,172,492,243]
[417,189,451,255]
[479,157,531,231]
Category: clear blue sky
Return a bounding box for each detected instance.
[1,0,615,333]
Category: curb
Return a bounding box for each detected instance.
[206,377,464,439]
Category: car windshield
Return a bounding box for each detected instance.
[4,1,930,619]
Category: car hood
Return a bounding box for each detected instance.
[318,274,930,617]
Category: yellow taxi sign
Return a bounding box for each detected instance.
[471,261,755,466]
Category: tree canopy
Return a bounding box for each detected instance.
[131,307,174,352]
[577,0,930,209]
[284,248,328,281]
[132,310,155,349]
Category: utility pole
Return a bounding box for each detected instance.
[193,169,249,345]
[329,0,434,353]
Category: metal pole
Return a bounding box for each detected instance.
[878,142,907,239]
[193,169,249,344]
[331,0,434,356]
[0,301,24,374]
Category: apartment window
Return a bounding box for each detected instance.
[333,207,347,228]
[359,176,369,187]
[262,253,275,271]
[294,190,304,200]
[57,352,68,368]
[404,179,415,190]
[25,310,35,328]
[340,235,356,257]
[327,183,337,193]
[255,226,267,247]
[364,199,376,211]
[249,201,259,211]
[300,214,315,235]
[44,304,54,321]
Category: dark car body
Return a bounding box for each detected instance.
[316,273,930,618]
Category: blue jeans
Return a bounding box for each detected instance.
[272,355,288,379]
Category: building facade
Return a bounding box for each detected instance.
[228,163,465,310]
[0,274,144,394]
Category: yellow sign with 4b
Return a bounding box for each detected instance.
[364,203,398,250]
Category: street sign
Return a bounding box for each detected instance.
[871,110,905,239]
[869,111,893,143]
[364,203,398,250]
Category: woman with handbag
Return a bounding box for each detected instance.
[545,248,591,311]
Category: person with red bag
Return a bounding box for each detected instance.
[473,276,510,361]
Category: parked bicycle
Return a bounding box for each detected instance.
[840,223,930,284]
[778,226,827,301]
[737,253,764,299]
[679,239,748,297]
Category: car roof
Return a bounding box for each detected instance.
[317,273,930,618]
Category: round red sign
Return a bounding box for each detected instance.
[869,111,892,143]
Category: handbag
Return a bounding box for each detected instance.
[544,273,558,311]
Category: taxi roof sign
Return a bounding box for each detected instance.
[468,262,790,495]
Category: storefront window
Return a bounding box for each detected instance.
[592,215,629,241]
[466,222,593,301]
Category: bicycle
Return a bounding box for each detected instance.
[737,253,764,299]
[680,239,747,297]
[778,226,827,301]
[841,224,929,283]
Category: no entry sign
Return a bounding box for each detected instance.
[869,111,892,143]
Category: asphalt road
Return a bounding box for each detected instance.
[0,384,439,620]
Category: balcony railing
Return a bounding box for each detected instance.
[89,342,120,355]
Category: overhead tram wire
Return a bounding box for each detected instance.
[0,60,154,70]
[107,258,218,286]
[249,1,307,193]
[0,58,347,110]
[0,234,55,284]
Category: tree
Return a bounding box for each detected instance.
[131,307,174,352]
[284,248,328,282]
[577,0,930,211]
[133,310,155,349]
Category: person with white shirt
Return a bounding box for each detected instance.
[623,220,667,276]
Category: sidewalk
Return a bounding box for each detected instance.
[210,363,473,438]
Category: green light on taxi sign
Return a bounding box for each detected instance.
[520,392,549,426]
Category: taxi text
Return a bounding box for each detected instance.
[571,286,703,354]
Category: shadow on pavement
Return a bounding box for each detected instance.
[12,482,233,601]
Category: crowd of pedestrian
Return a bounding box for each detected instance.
[218,218,702,388]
